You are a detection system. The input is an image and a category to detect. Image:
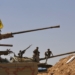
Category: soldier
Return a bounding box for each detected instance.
[18,50,24,58]
[45,49,53,57]
[33,47,40,62]
[45,49,53,64]
[33,47,40,55]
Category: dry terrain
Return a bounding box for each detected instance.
[38,54,75,75]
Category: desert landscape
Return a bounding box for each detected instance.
[38,54,75,75]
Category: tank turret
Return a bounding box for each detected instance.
[0,44,13,47]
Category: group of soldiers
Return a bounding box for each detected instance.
[11,45,53,64]
[33,47,53,64]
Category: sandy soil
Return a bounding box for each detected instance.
[38,54,75,75]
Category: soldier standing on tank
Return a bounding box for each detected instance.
[33,47,40,62]
[45,49,53,64]
[18,50,23,58]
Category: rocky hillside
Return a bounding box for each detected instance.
[38,54,75,75]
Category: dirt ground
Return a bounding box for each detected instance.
[38,54,75,75]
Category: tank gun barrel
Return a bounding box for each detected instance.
[0,49,13,55]
[0,44,13,47]
[0,25,60,40]
[12,25,60,35]
[39,51,75,61]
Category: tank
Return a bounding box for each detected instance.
[0,48,38,75]
[10,44,35,63]
[0,21,60,75]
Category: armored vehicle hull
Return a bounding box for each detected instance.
[0,62,38,75]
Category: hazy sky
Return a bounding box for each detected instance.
[0,0,75,65]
